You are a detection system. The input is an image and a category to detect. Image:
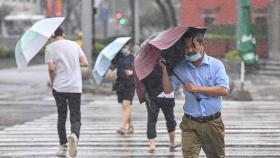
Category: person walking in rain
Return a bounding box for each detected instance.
[110,41,135,135]
[141,64,180,153]
[45,27,89,157]
[159,30,229,158]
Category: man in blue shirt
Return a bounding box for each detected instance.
[159,30,229,158]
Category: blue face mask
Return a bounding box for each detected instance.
[185,48,202,62]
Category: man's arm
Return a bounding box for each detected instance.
[159,58,174,94]
[185,60,229,97]
[79,55,89,67]
[48,62,56,85]
[184,84,228,96]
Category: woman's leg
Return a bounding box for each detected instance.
[121,99,131,129]
[127,107,133,134]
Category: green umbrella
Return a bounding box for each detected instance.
[15,17,65,70]
[237,0,257,65]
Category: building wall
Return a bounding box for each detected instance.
[270,0,280,60]
[205,39,268,59]
[180,0,268,26]
[180,0,269,59]
[0,0,41,15]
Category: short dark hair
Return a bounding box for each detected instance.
[182,32,205,50]
[185,32,205,44]
[54,27,63,37]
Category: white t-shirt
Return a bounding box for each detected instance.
[45,39,85,93]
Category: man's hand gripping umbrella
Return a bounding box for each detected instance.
[159,57,202,102]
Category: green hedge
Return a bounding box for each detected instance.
[0,47,14,58]
[206,24,267,40]
[225,50,241,61]
[205,33,235,40]
[92,42,105,57]
[207,24,236,35]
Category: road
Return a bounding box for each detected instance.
[0,65,280,157]
[0,95,280,157]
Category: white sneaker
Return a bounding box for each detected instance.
[56,144,67,157]
[68,133,78,157]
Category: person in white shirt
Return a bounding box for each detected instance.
[45,27,89,157]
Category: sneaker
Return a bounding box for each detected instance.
[68,133,78,157]
[56,144,67,157]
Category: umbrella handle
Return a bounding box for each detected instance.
[161,59,201,102]
[170,69,185,85]
[170,68,202,102]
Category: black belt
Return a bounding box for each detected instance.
[184,111,221,122]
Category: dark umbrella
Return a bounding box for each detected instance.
[134,26,207,103]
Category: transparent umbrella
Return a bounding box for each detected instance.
[92,37,131,85]
[15,17,65,70]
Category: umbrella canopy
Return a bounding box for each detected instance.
[134,26,206,81]
[134,26,207,103]
[15,17,65,70]
[92,37,131,85]
[134,72,146,103]
[237,0,257,64]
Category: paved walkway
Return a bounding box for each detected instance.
[0,65,280,157]
[0,94,280,157]
[0,65,59,130]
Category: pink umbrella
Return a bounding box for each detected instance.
[134,26,207,103]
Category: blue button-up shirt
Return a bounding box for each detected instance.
[170,53,229,117]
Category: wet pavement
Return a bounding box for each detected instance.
[0,65,53,130]
[0,65,280,157]
[0,96,280,157]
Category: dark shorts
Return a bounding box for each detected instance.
[116,83,135,103]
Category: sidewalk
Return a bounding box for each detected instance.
[232,74,280,101]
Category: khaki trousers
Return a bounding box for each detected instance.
[180,116,225,158]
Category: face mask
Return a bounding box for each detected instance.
[121,47,130,55]
[185,47,202,62]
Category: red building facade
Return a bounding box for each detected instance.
[180,0,269,58]
[180,0,268,26]
[46,0,63,17]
